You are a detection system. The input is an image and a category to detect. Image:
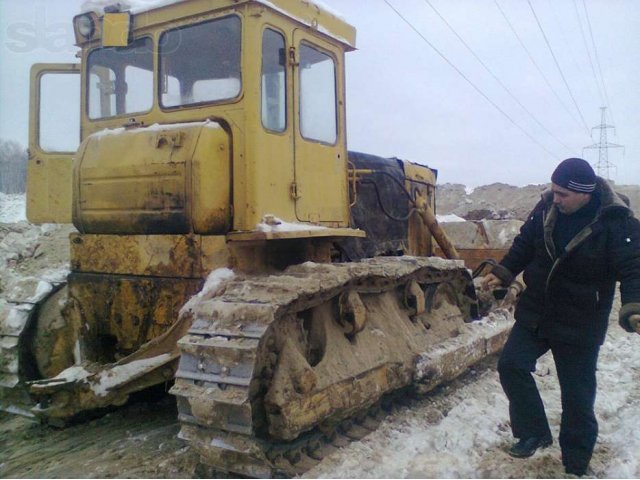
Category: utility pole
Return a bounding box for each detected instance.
[583,107,624,180]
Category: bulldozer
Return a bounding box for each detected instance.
[0,0,518,476]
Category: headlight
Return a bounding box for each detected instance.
[73,13,97,42]
[77,15,95,37]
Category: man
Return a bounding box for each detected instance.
[482,158,640,476]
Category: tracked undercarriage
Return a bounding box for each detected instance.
[1,253,516,477]
[172,257,516,477]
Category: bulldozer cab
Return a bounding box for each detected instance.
[27,0,358,232]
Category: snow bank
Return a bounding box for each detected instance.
[0,193,26,223]
[0,222,69,273]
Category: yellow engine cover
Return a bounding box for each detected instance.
[73,121,231,235]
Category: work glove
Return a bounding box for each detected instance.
[619,305,640,333]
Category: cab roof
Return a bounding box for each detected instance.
[80,0,356,50]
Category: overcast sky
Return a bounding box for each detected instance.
[0,0,638,187]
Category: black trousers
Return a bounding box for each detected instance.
[497,322,600,471]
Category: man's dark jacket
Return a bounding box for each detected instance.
[493,178,640,346]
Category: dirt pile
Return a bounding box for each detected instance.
[437,183,547,220]
[615,184,640,212]
[438,182,640,221]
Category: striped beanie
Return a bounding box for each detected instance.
[551,158,596,193]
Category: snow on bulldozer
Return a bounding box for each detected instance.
[0,0,520,476]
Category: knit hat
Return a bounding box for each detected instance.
[551,158,596,193]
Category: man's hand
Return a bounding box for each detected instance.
[628,314,640,334]
[480,273,503,290]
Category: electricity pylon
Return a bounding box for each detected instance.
[583,106,624,180]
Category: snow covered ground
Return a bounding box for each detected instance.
[0,193,26,223]
[305,296,640,478]
[2,191,640,478]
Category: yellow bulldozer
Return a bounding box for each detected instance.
[0,1,517,476]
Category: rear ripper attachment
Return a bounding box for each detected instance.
[0,264,203,424]
[172,256,515,477]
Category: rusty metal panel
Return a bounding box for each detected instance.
[200,235,232,273]
[70,233,210,278]
[191,126,232,234]
[68,273,202,360]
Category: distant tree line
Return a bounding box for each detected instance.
[0,139,27,193]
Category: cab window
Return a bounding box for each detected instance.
[39,72,80,151]
[160,16,241,108]
[261,28,286,132]
[87,37,153,119]
[299,43,337,144]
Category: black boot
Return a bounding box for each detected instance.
[564,463,588,476]
[508,435,553,458]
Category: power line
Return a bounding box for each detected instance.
[581,0,617,129]
[381,0,560,160]
[546,0,589,92]
[493,0,586,136]
[527,0,591,135]
[422,0,572,152]
[571,0,605,106]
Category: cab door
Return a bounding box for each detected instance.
[291,30,349,225]
[28,63,81,224]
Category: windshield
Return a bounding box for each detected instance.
[87,37,154,119]
[159,16,242,108]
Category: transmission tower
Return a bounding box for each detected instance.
[583,107,624,180]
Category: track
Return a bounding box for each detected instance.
[0,276,66,418]
[171,256,514,477]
